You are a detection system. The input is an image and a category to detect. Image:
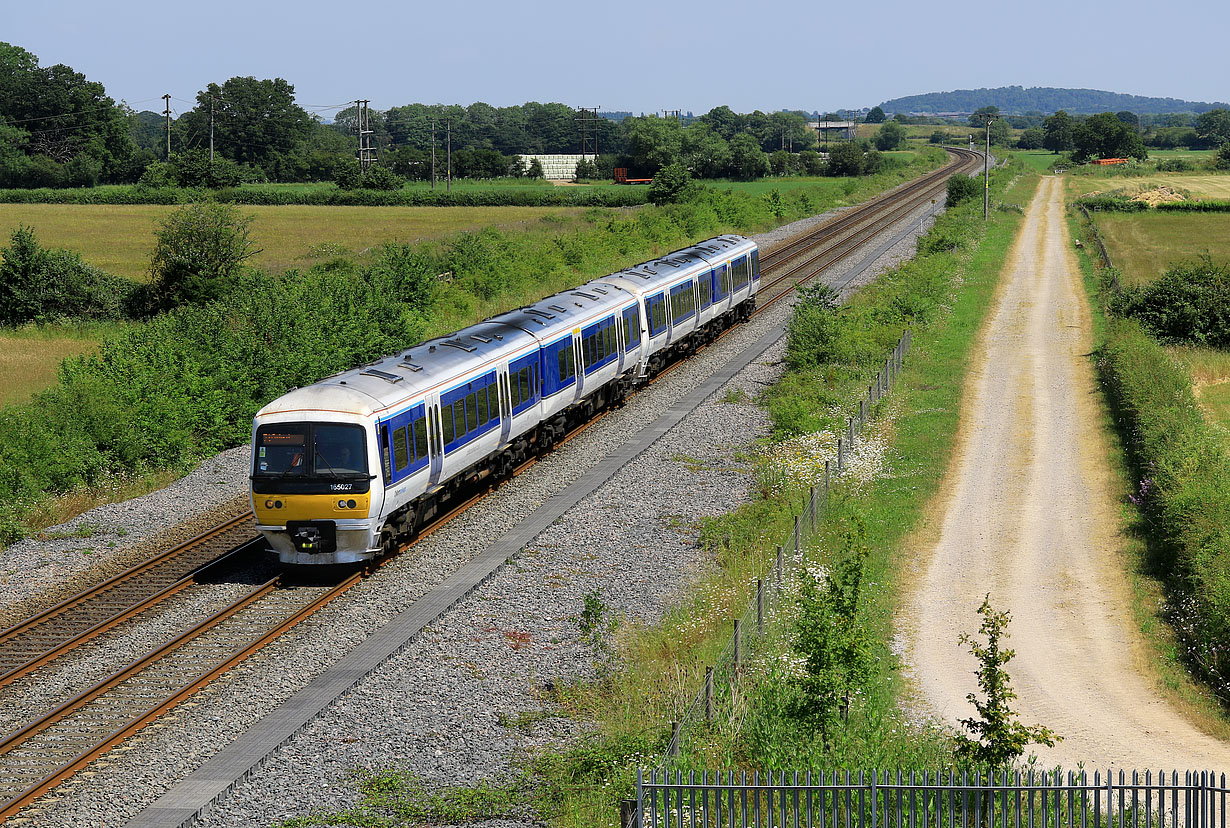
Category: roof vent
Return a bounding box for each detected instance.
[441,339,477,353]
[548,304,568,313]
[525,309,555,320]
[399,360,423,373]
[470,334,492,343]
[572,291,597,300]
[361,368,403,384]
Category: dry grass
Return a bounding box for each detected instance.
[0,324,114,406]
[0,204,590,280]
[23,468,184,532]
[1069,173,1230,200]
[1168,345,1230,432]
[1095,213,1230,286]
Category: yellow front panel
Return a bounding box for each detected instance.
[254,492,371,524]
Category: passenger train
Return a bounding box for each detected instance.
[250,235,760,564]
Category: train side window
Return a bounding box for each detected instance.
[522,366,532,401]
[465,392,478,432]
[380,425,392,478]
[558,349,567,382]
[413,415,427,460]
[442,403,455,445]
[623,307,638,349]
[476,386,489,426]
[564,345,575,379]
[392,426,409,470]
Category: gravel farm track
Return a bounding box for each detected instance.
[902,175,1230,770]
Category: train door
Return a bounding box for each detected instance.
[572,330,585,401]
[427,398,444,486]
[498,367,512,445]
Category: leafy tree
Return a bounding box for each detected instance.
[362,165,404,191]
[171,150,245,188]
[988,119,1010,146]
[647,162,693,205]
[874,121,905,151]
[865,106,886,124]
[526,158,544,179]
[798,150,825,175]
[333,159,363,190]
[574,158,599,180]
[1043,110,1075,153]
[137,161,176,188]
[1115,110,1140,130]
[930,130,948,145]
[1016,128,1045,150]
[148,203,259,311]
[728,133,769,180]
[180,77,314,176]
[1072,112,1147,161]
[627,115,683,174]
[1219,143,1230,171]
[769,149,794,176]
[1195,109,1230,147]
[826,141,864,176]
[698,105,741,140]
[681,123,731,179]
[955,595,1059,767]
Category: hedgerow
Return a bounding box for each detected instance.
[1096,319,1230,695]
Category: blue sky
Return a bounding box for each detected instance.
[6,0,1228,117]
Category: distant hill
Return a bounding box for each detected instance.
[879,86,1228,115]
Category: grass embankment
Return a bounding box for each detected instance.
[0,151,949,544]
[1071,203,1230,725]
[278,158,1036,827]
[1069,173,1230,200]
[0,323,118,407]
[1088,212,1230,287]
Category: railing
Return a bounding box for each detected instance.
[633,768,1230,828]
[655,329,913,767]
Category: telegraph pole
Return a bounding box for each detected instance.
[446,120,452,193]
[356,100,376,171]
[209,96,215,163]
[430,118,436,189]
[162,94,171,159]
[983,115,996,220]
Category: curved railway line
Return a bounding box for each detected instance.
[0,147,981,823]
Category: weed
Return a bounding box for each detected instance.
[573,590,618,655]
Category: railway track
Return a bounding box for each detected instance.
[0,148,981,823]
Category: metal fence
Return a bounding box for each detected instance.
[634,768,1230,828]
[656,329,913,767]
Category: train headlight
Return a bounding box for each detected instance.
[275,500,283,509]
[346,499,357,509]
[265,499,273,508]
[338,500,348,509]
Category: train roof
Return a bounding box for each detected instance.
[256,320,539,419]
[490,280,635,340]
[596,234,754,295]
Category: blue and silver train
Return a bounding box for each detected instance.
[250,234,760,564]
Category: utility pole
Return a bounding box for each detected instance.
[576,107,600,160]
[162,94,171,160]
[356,100,376,171]
[209,96,215,163]
[983,115,996,220]
[446,120,451,193]
[430,118,436,189]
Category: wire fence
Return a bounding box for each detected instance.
[654,328,913,769]
[633,768,1230,828]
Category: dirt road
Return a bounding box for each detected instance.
[902,175,1230,769]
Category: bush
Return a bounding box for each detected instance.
[647,163,694,205]
[1109,256,1230,346]
[0,226,135,325]
[1156,157,1195,172]
[148,202,258,311]
[138,162,177,188]
[526,158,544,179]
[172,150,246,189]
[826,142,864,177]
[362,165,405,191]
[574,158,599,181]
[946,174,980,206]
[1218,144,1230,171]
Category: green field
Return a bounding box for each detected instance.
[0,203,591,280]
[1094,212,1230,286]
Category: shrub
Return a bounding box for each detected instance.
[826,141,864,177]
[1109,256,1230,346]
[172,150,246,188]
[362,165,405,191]
[0,226,134,325]
[138,162,177,188]
[526,158,544,179]
[647,163,693,205]
[946,174,980,206]
[574,158,599,181]
[1218,144,1230,171]
[148,202,259,311]
[1156,157,1195,172]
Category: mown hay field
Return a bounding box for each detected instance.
[1094,212,1230,286]
[1069,172,1230,200]
[1169,345,1230,436]
[0,204,591,280]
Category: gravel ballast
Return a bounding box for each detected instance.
[1,195,946,827]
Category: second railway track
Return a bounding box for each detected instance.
[0,147,981,823]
